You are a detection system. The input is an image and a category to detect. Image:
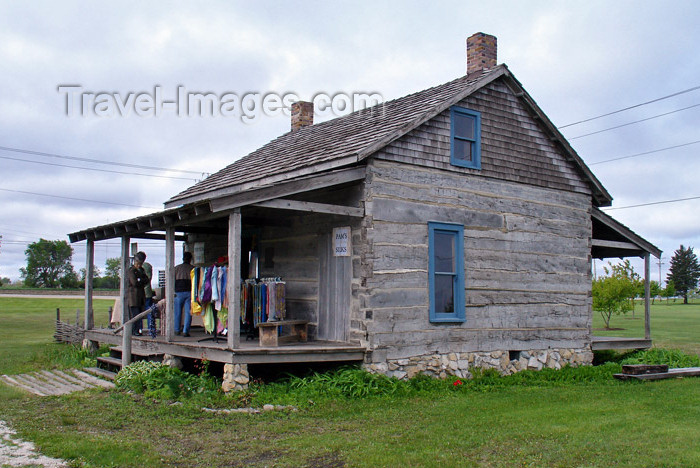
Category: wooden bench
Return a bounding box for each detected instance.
[255,320,309,347]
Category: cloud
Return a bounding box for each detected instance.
[1,1,700,282]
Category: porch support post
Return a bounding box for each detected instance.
[165,227,175,342]
[644,252,651,340]
[84,239,94,330]
[227,209,241,349]
[120,237,130,326]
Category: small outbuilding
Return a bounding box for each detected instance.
[70,33,660,385]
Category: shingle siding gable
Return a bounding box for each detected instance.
[374,79,592,196]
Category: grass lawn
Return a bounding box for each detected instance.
[0,297,114,374]
[1,297,699,467]
[592,299,700,356]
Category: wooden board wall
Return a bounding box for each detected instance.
[255,213,362,341]
[378,78,592,197]
[361,158,592,361]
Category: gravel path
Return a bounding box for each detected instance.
[0,420,68,467]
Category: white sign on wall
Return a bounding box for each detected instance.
[193,242,205,265]
[333,226,351,257]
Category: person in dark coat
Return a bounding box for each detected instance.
[127,252,149,335]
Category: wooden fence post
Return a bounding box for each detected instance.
[122,323,132,368]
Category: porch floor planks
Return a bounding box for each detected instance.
[85,327,366,364]
[591,336,652,350]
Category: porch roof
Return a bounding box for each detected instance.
[67,166,367,243]
[591,207,661,259]
[67,200,214,243]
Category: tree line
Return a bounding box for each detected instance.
[13,239,121,289]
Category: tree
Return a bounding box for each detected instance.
[649,280,661,304]
[0,277,10,287]
[607,259,642,314]
[102,257,121,289]
[662,280,676,302]
[667,245,700,304]
[592,262,637,329]
[19,239,75,288]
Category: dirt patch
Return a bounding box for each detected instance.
[306,452,346,468]
[0,419,68,467]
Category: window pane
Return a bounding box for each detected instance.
[434,274,455,313]
[434,232,455,272]
[453,138,472,162]
[454,113,475,140]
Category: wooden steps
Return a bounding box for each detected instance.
[96,346,165,373]
[0,368,115,396]
[96,356,124,372]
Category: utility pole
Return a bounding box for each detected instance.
[657,256,664,287]
[592,258,597,280]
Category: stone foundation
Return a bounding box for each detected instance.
[162,354,183,370]
[365,348,593,380]
[222,363,250,392]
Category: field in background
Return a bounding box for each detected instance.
[592,299,700,356]
[0,297,113,375]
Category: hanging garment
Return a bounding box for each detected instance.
[210,266,219,305]
[203,303,215,333]
[201,267,213,304]
[191,268,202,316]
[198,267,207,303]
[275,281,286,320]
[218,267,228,324]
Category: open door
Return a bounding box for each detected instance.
[317,232,351,341]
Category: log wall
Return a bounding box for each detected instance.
[361,158,592,363]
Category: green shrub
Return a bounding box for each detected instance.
[249,363,623,407]
[115,361,221,400]
[620,348,700,368]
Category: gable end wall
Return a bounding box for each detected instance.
[376,78,592,196]
[361,158,593,378]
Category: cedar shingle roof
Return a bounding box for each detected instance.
[166,65,611,208]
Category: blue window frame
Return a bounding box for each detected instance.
[450,106,481,169]
[428,222,465,323]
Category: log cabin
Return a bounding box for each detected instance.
[69,32,660,388]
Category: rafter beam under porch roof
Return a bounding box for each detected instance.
[251,198,364,217]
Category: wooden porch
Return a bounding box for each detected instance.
[591,208,662,353]
[85,328,366,365]
[591,336,652,351]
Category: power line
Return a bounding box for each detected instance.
[558,85,700,128]
[0,145,206,176]
[602,195,700,211]
[568,102,700,140]
[0,187,160,209]
[0,155,199,181]
[588,139,700,165]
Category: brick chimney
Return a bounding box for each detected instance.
[291,101,314,131]
[467,32,497,75]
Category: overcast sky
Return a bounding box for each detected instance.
[1,1,699,285]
